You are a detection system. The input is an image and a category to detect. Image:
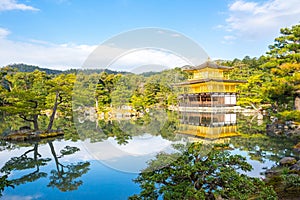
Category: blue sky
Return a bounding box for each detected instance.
[0,0,299,70]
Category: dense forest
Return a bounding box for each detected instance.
[220,24,300,121]
[0,23,300,199]
[0,24,299,133]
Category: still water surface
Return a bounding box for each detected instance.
[0,111,298,199]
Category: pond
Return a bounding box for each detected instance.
[0,110,298,199]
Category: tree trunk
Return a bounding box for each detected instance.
[33,114,39,130]
[95,98,98,113]
[295,96,300,111]
[48,141,61,174]
[33,143,40,172]
[47,91,59,131]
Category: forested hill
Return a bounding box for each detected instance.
[3,63,131,75]
[6,64,63,74]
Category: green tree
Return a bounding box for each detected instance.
[130,143,276,200]
[131,88,147,111]
[46,74,75,130]
[267,24,300,63]
[1,70,49,130]
[110,75,132,108]
[95,78,110,111]
[262,24,300,112]
[72,72,98,108]
[264,63,300,111]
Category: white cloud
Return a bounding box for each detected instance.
[223,35,236,41]
[0,28,97,70]
[0,0,39,11]
[221,35,237,44]
[0,28,10,38]
[229,1,258,12]
[108,134,173,156]
[0,140,91,168]
[222,0,300,40]
[0,27,192,71]
[81,135,181,173]
[108,49,191,73]
[1,194,42,200]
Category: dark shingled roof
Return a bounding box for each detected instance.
[182,61,233,71]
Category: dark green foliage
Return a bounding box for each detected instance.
[219,23,300,113]
[0,143,51,188]
[130,143,277,200]
[95,77,111,109]
[230,133,295,163]
[265,166,300,199]
[47,141,90,192]
[6,63,63,75]
[0,174,14,197]
[60,146,80,156]
[0,140,90,193]
[47,161,90,192]
[267,24,300,63]
[139,71,161,77]
[130,68,187,110]
[276,110,300,122]
[3,64,131,75]
[79,68,131,75]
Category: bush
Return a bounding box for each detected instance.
[277,110,300,122]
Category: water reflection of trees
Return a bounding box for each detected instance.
[230,134,297,163]
[74,110,299,166]
[232,114,299,163]
[0,174,13,197]
[75,110,180,144]
[236,113,269,134]
[0,139,90,193]
[47,142,89,191]
[1,142,50,186]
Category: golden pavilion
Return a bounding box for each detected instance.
[177,61,246,111]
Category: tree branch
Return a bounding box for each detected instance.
[19,114,34,122]
[58,93,63,105]
[28,100,38,109]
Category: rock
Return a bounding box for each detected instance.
[265,169,280,177]
[294,143,300,152]
[274,130,283,135]
[279,157,297,166]
[216,195,224,200]
[290,124,298,129]
[289,162,300,171]
[276,124,284,129]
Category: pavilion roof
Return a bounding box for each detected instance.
[182,61,233,71]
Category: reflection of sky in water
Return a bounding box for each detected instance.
[83,133,181,173]
[2,160,139,200]
[230,148,275,178]
[108,133,173,156]
[0,135,288,199]
[0,140,140,200]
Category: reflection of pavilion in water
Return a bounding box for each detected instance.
[176,112,240,142]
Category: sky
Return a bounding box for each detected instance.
[0,0,299,70]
